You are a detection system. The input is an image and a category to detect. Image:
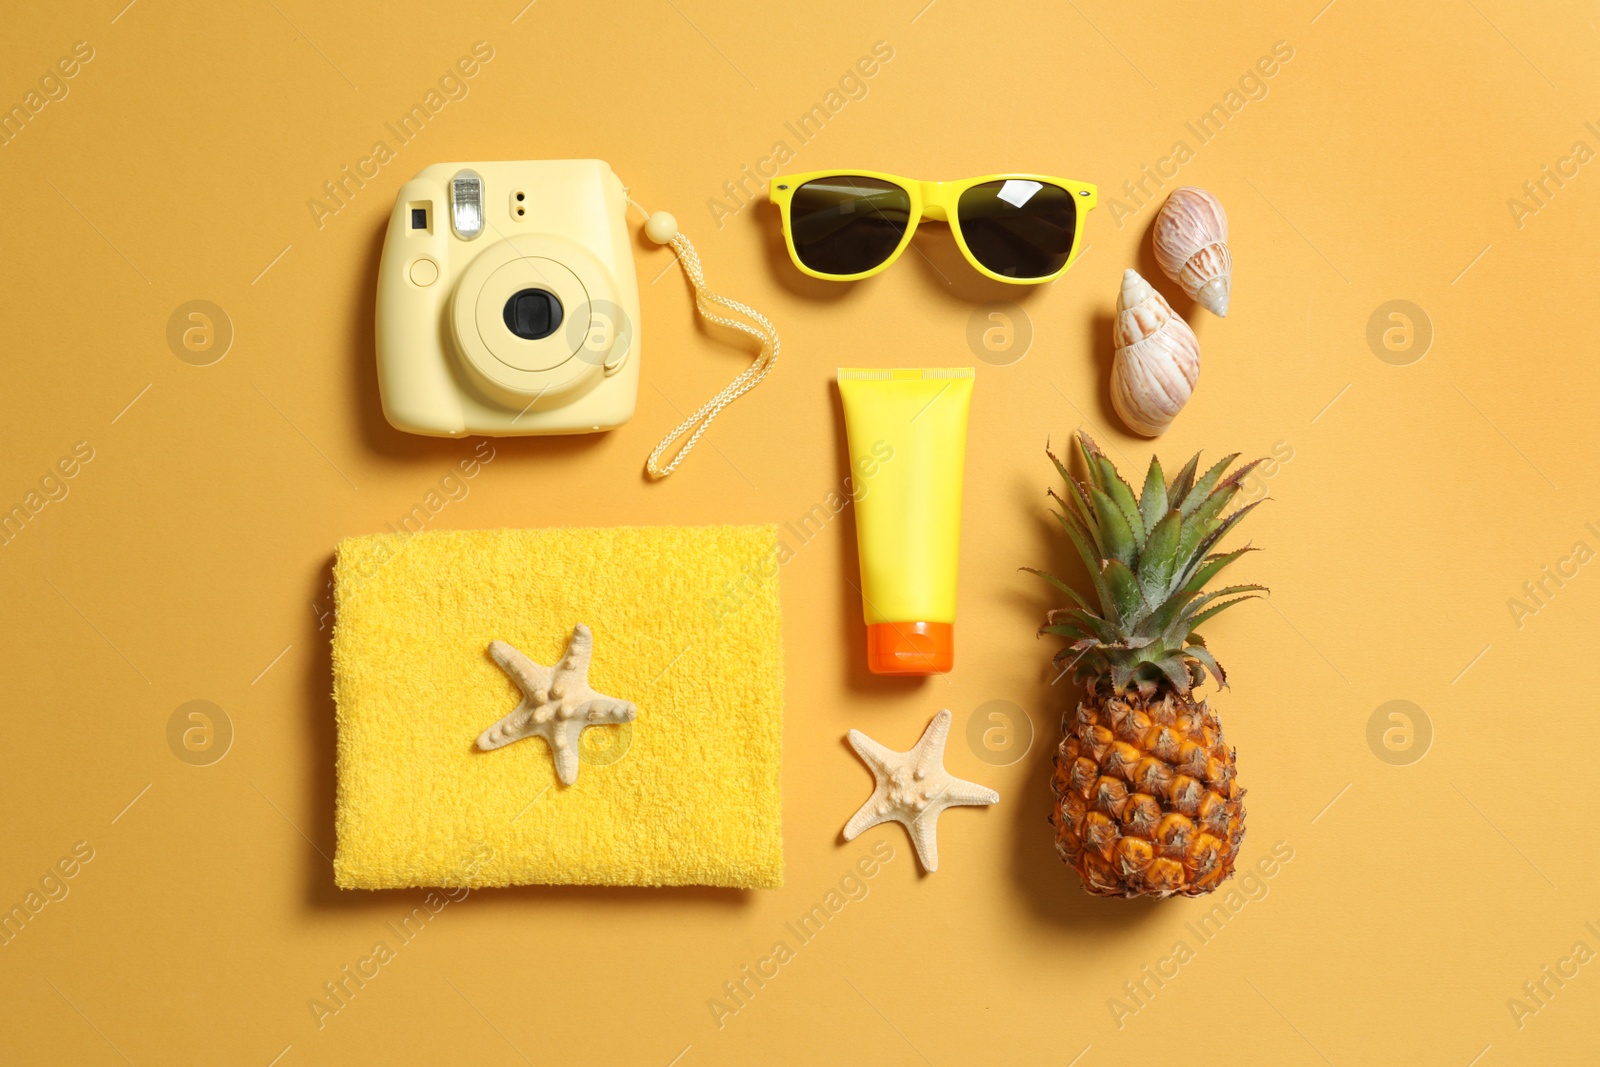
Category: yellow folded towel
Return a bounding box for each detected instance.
[331,525,783,889]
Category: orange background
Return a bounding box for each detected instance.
[3,1,1597,1063]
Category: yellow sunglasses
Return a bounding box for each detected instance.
[768,170,1097,284]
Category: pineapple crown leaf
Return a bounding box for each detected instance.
[1181,545,1260,595]
[1185,643,1228,688]
[1179,453,1241,517]
[1152,655,1194,695]
[1217,457,1268,494]
[1184,500,1268,583]
[1168,585,1269,643]
[1075,432,1107,481]
[1046,441,1074,488]
[1100,464,1144,540]
[1138,454,1168,530]
[1021,566,1092,611]
[1032,431,1267,696]
[1088,485,1139,562]
[1187,594,1265,631]
[1138,509,1183,604]
[1166,452,1201,505]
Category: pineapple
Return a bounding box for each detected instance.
[1029,432,1265,898]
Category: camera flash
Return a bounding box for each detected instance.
[450,170,484,240]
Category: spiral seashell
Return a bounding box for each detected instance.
[1111,269,1200,437]
[1152,187,1231,317]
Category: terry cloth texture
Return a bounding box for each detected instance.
[331,525,783,889]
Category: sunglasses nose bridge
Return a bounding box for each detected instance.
[916,180,954,222]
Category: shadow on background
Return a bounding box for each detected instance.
[903,227,1053,307]
[1135,214,1201,325]
[1081,213,1212,438]
[1002,471,1161,930]
[1088,309,1120,433]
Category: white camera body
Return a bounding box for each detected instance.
[375,159,640,436]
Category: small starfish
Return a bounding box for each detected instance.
[476,624,637,786]
[842,709,999,872]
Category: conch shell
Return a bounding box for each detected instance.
[1152,187,1231,317]
[1111,269,1200,437]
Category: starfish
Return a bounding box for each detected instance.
[842,709,999,873]
[475,624,637,786]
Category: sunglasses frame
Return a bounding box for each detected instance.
[768,170,1098,284]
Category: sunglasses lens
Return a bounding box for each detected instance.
[788,176,912,276]
[957,180,1077,279]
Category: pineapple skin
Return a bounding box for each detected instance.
[1050,687,1245,898]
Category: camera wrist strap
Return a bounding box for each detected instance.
[628,196,781,479]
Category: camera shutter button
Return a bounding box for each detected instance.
[409,258,439,286]
[602,335,629,375]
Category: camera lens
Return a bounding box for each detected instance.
[502,288,563,340]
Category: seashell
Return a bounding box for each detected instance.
[1152,187,1231,317]
[1111,269,1200,437]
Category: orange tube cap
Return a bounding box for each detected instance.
[865,622,953,675]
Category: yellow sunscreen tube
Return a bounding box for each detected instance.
[837,367,974,674]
